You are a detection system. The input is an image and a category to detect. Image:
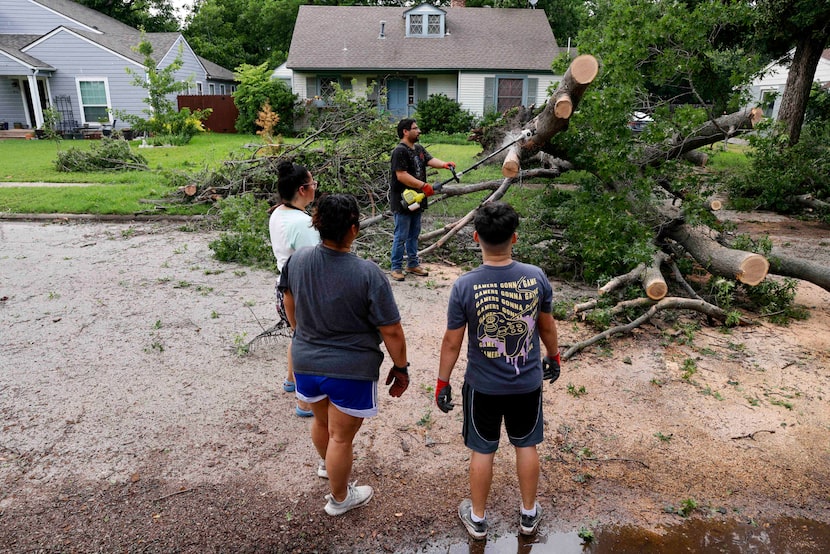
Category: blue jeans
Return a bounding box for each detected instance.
[391,212,422,271]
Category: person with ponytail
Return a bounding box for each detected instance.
[269,160,320,417]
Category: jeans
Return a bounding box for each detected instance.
[391,212,422,271]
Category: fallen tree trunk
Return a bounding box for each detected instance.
[769,247,830,292]
[499,54,599,175]
[639,108,764,167]
[665,223,769,286]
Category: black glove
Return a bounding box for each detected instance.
[386,364,409,397]
[542,352,561,384]
[436,381,455,413]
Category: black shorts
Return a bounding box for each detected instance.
[275,281,289,324]
[461,381,544,454]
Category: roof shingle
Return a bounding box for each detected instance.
[286,5,560,72]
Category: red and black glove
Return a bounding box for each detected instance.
[422,183,435,197]
[442,162,456,170]
[436,378,454,413]
[542,351,561,384]
[386,364,409,397]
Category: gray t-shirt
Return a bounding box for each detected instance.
[279,244,401,381]
[447,261,553,395]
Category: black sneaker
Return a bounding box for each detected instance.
[458,498,488,539]
[519,502,543,535]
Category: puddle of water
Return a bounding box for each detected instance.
[430,517,830,553]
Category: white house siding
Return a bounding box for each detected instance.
[423,73,457,102]
[459,72,557,117]
[748,51,830,120]
[25,30,144,127]
[293,71,310,99]
[0,1,89,35]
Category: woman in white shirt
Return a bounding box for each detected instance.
[269,161,320,417]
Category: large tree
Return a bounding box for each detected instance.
[183,0,303,71]
[77,0,180,32]
[753,0,830,145]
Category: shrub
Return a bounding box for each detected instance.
[234,63,296,135]
[726,118,830,215]
[209,194,275,269]
[415,94,476,134]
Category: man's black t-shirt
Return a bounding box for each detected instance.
[390,142,432,214]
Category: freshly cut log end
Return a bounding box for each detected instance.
[569,55,599,85]
[502,149,520,178]
[554,95,573,119]
[183,184,198,197]
[710,199,722,211]
[645,280,668,300]
[736,254,770,286]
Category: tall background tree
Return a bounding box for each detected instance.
[183,0,303,71]
[77,0,180,32]
[752,0,830,145]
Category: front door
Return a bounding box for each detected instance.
[387,78,409,119]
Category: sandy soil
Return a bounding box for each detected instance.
[1,214,829,552]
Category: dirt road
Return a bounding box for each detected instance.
[1,217,829,552]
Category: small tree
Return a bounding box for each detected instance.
[233,63,296,135]
[116,36,210,142]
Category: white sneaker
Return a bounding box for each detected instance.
[324,482,373,516]
[317,459,328,479]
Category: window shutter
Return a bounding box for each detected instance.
[527,78,538,107]
[367,78,379,103]
[416,79,428,106]
[484,77,495,113]
[306,77,317,97]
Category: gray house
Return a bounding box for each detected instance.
[284,2,562,119]
[0,0,235,133]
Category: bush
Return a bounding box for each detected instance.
[209,194,275,269]
[234,63,296,135]
[415,94,476,134]
[727,119,830,215]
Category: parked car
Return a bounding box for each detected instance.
[628,111,653,132]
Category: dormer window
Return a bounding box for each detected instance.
[405,5,445,37]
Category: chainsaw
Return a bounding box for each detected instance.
[400,129,533,212]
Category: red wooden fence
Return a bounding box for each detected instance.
[178,95,238,133]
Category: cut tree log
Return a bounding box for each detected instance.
[769,246,830,292]
[666,223,769,286]
[499,54,599,173]
[643,251,669,300]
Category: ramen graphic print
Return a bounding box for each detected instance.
[473,275,540,374]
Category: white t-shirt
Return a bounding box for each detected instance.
[269,207,320,272]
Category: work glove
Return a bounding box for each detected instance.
[386,364,409,397]
[436,378,455,413]
[542,351,561,384]
[442,162,456,170]
[422,183,435,197]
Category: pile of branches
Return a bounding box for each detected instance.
[55,138,149,172]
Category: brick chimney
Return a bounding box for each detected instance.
[450,0,466,7]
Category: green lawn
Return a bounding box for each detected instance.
[0,131,504,216]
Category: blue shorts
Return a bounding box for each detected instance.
[295,374,378,418]
[461,382,544,454]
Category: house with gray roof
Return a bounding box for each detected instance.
[0,0,235,134]
[284,2,562,119]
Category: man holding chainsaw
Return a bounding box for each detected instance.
[389,118,456,282]
[434,201,560,539]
